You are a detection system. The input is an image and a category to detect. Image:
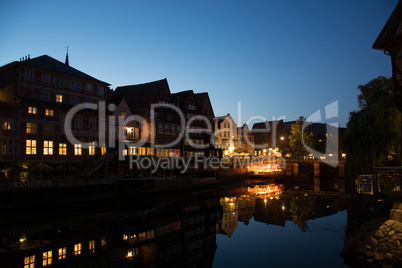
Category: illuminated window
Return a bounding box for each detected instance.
[89,142,95,155]
[58,247,66,260]
[2,139,13,154]
[89,240,95,254]
[122,149,128,156]
[56,94,63,103]
[101,238,106,247]
[101,145,106,155]
[45,109,54,116]
[59,143,67,155]
[74,243,82,255]
[129,147,136,155]
[24,255,35,268]
[26,123,37,134]
[123,234,128,240]
[2,119,11,130]
[42,250,52,266]
[26,140,36,154]
[74,144,82,155]
[28,107,37,114]
[43,141,53,155]
[121,112,126,118]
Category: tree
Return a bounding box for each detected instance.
[289,117,317,158]
[344,76,400,179]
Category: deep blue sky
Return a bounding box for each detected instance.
[0,0,397,127]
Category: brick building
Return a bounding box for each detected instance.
[0,54,109,174]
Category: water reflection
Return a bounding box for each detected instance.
[1,183,401,267]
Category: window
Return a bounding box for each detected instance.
[97,86,104,95]
[25,69,34,80]
[24,255,35,268]
[42,73,50,83]
[74,115,83,129]
[85,83,93,91]
[89,240,95,254]
[26,123,37,134]
[129,147,136,155]
[59,143,67,155]
[60,113,66,125]
[89,142,95,155]
[188,104,196,110]
[167,113,172,121]
[2,139,13,154]
[45,109,54,116]
[56,94,63,103]
[74,243,82,255]
[71,97,77,105]
[56,77,63,87]
[44,124,54,135]
[171,126,175,135]
[101,143,106,155]
[165,125,169,134]
[2,119,11,130]
[71,80,78,90]
[41,92,49,101]
[89,117,96,130]
[44,141,53,155]
[101,238,106,247]
[121,112,126,118]
[158,124,163,133]
[74,144,82,155]
[58,247,66,260]
[42,250,52,266]
[26,140,36,154]
[177,126,181,134]
[28,107,37,114]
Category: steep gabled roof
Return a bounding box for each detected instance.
[194,92,215,118]
[18,55,109,84]
[373,0,402,52]
[252,121,271,132]
[110,78,170,110]
[171,90,198,111]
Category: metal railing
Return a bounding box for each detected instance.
[356,167,402,195]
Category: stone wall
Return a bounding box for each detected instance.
[342,202,402,267]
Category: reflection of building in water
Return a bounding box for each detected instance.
[0,193,222,268]
[238,198,255,225]
[254,197,289,227]
[220,197,239,237]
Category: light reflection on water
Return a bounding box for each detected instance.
[0,182,397,267]
[213,209,348,268]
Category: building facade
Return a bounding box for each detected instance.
[0,54,109,174]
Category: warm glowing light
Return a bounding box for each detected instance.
[280,136,284,140]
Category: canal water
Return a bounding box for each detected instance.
[0,183,398,267]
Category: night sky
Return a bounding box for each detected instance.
[0,0,397,127]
